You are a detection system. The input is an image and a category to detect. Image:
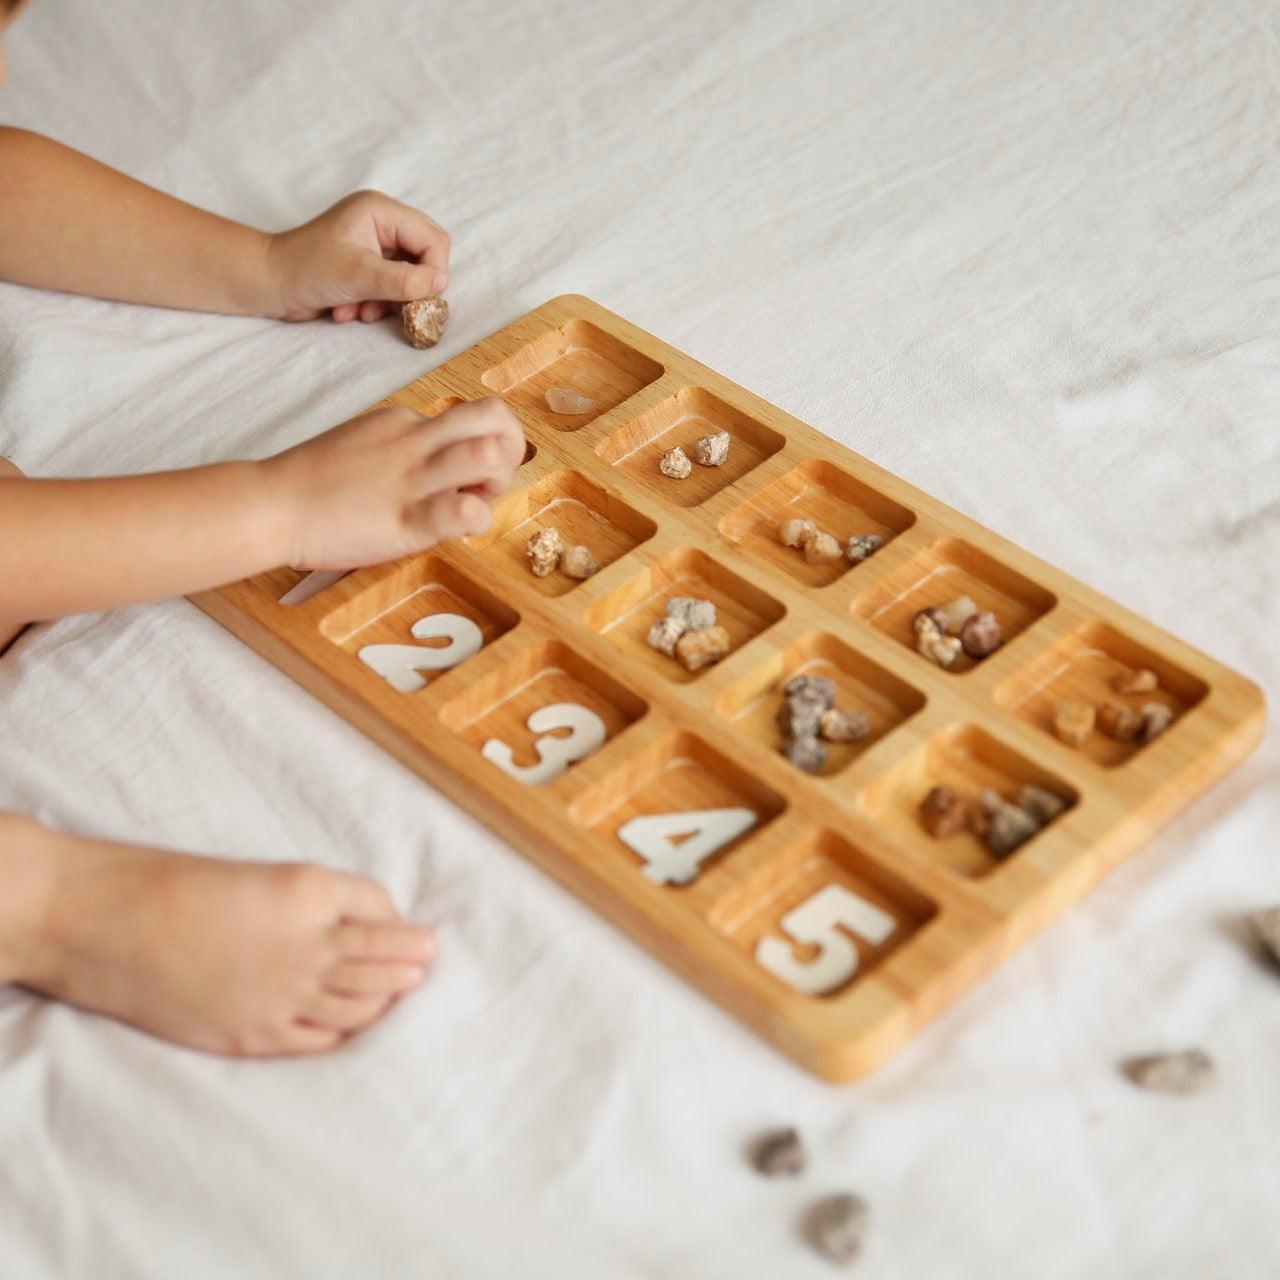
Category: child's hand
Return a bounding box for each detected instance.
[264,190,451,324]
[266,398,524,570]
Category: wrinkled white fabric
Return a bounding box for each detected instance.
[1,1,1278,1276]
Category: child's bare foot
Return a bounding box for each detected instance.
[0,813,434,1056]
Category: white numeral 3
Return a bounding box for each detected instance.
[755,884,896,996]
[617,808,757,885]
[482,702,606,786]
[357,613,483,693]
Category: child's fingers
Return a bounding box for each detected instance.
[409,490,493,543]
[358,300,394,323]
[332,303,360,323]
[355,251,442,307]
[367,194,452,285]
[412,398,526,471]
[418,433,515,498]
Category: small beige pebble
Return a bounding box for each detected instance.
[751,1128,806,1177]
[845,533,883,564]
[525,526,563,578]
[659,446,692,479]
[544,386,597,415]
[675,624,731,671]
[561,544,599,580]
[666,597,716,631]
[778,516,818,548]
[1053,700,1096,748]
[401,296,449,348]
[646,615,687,656]
[940,595,979,635]
[1098,702,1143,743]
[1016,783,1069,826]
[820,707,870,743]
[1137,701,1173,743]
[1123,1049,1216,1095]
[1114,667,1158,695]
[807,1193,869,1266]
[693,430,731,466]
[1247,906,1280,966]
[782,734,827,773]
[802,530,843,565]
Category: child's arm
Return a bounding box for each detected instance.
[0,399,522,623]
[0,127,449,322]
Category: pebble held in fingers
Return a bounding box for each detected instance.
[401,296,449,348]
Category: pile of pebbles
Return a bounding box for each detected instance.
[646,597,731,672]
[776,674,870,774]
[1053,666,1173,748]
[912,595,1001,669]
[525,526,599,581]
[778,518,882,568]
[919,780,1068,857]
[660,429,731,478]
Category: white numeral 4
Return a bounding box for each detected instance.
[755,884,896,996]
[357,613,483,693]
[617,808,757,885]
[482,702,606,786]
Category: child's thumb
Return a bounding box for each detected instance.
[360,253,448,303]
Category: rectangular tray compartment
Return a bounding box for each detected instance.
[584,547,786,684]
[482,318,662,429]
[857,723,1079,879]
[596,386,784,506]
[851,536,1056,673]
[717,630,926,778]
[719,458,915,587]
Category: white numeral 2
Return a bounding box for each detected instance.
[755,885,896,996]
[617,808,757,885]
[357,613,483,693]
[482,702,606,786]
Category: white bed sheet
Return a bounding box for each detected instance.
[1,1,1278,1276]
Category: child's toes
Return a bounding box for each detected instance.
[301,992,394,1033]
[324,959,427,997]
[333,919,436,964]
[279,1021,346,1056]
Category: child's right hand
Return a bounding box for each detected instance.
[265,398,524,571]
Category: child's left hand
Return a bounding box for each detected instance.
[264,190,451,324]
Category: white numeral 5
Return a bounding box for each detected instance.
[617,808,757,885]
[358,613,483,693]
[755,884,896,996]
[482,702,606,786]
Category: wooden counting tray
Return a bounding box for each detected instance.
[191,295,1265,1082]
